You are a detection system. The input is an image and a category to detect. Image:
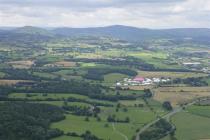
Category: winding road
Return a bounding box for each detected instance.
[135,100,199,140]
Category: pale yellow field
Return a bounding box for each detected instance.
[138,71,208,79]
[153,87,210,106]
[7,60,34,69]
[54,61,76,67]
[128,85,154,90]
[0,80,33,85]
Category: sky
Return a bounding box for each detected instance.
[0,0,209,28]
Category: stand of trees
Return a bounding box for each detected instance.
[173,77,208,87]
[139,119,174,140]
[0,102,65,140]
[107,115,130,123]
[162,101,173,111]
[66,131,102,140]
[62,104,100,117]
[68,56,155,70]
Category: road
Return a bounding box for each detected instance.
[135,100,198,140]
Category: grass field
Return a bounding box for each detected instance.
[170,112,210,140]
[50,98,166,140]
[9,93,89,100]
[103,73,129,86]
[52,136,82,140]
[0,72,5,78]
[51,114,124,140]
[187,105,210,118]
[33,72,58,79]
[33,101,90,107]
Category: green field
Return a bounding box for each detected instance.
[104,73,128,83]
[187,105,210,118]
[170,112,210,140]
[52,136,82,140]
[51,114,124,140]
[9,93,89,100]
[50,98,167,140]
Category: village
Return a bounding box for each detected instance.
[116,76,171,87]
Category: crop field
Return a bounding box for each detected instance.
[153,87,210,106]
[137,71,208,79]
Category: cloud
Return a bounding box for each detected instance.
[0,0,185,8]
[0,0,209,28]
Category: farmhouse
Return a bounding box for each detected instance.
[116,76,170,87]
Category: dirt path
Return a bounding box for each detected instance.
[112,123,128,140]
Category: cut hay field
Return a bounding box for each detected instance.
[0,80,32,85]
[7,60,34,69]
[138,71,208,79]
[54,61,76,67]
[128,85,154,90]
[153,87,210,106]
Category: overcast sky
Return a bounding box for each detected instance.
[0,0,209,28]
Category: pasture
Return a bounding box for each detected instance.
[170,112,210,140]
[52,136,82,140]
[9,93,89,100]
[50,98,167,140]
[103,73,128,86]
[187,105,210,118]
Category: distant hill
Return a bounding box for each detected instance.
[1,25,210,43]
[53,25,210,42]
[13,26,54,37]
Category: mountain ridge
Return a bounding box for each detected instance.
[1,25,210,42]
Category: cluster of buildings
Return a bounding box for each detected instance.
[116,76,170,87]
